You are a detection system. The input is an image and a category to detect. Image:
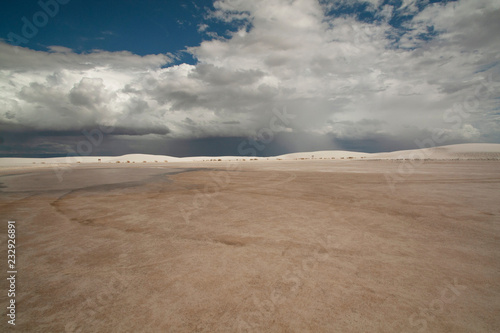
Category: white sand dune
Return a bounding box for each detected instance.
[1,143,499,168]
[276,143,500,160]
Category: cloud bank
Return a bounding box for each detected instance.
[1,0,499,156]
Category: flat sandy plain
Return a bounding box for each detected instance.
[1,158,499,332]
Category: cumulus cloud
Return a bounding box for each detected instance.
[1,0,499,156]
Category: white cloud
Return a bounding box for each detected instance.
[197,23,209,32]
[1,0,499,155]
[397,0,428,15]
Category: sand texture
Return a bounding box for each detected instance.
[0,159,499,332]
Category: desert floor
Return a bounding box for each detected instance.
[0,160,499,332]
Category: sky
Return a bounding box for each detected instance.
[0,0,499,157]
